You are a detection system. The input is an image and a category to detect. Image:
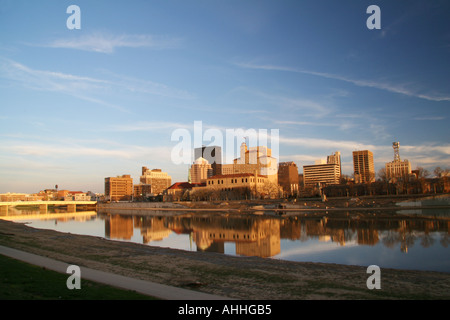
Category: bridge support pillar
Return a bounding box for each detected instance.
[39,204,48,214]
[0,205,8,215]
[67,204,76,212]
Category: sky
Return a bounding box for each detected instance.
[0,0,449,194]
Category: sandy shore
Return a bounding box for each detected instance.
[0,217,449,300]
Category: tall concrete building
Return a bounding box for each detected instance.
[385,142,411,180]
[191,157,213,183]
[195,146,222,176]
[105,174,133,201]
[278,162,299,196]
[353,150,375,183]
[222,142,278,184]
[139,167,172,195]
[327,151,342,178]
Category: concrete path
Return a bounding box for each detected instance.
[0,245,231,300]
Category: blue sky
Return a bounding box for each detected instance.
[0,0,449,193]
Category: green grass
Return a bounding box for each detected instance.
[0,254,157,300]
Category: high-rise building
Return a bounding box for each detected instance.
[221,142,278,184]
[191,157,213,183]
[139,167,172,195]
[327,151,342,178]
[353,150,375,183]
[278,162,299,196]
[105,174,133,201]
[195,146,222,176]
[385,142,411,180]
[303,163,340,187]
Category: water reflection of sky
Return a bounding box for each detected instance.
[6,210,450,273]
[274,233,450,272]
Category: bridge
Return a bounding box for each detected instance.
[0,201,97,215]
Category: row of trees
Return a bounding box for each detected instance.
[318,166,449,197]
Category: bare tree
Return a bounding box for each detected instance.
[416,166,430,179]
[377,167,387,182]
[434,167,443,178]
[260,181,280,199]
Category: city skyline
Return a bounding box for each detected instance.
[1,1,449,194]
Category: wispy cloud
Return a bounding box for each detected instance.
[111,121,192,132]
[0,57,127,112]
[413,116,446,121]
[0,140,173,162]
[42,32,183,54]
[236,62,450,102]
[279,135,379,152]
[274,120,356,131]
[0,58,193,112]
[229,86,332,117]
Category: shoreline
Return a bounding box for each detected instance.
[97,194,450,215]
[0,216,449,299]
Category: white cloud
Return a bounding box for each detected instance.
[43,32,183,54]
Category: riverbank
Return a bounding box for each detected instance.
[0,219,448,300]
[97,194,450,214]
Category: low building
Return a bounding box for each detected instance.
[164,182,205,201]
[64,191,91,201]
[198,172,277,199]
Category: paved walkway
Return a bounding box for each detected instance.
[0,245,231,300]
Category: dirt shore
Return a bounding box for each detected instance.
[0,217,449,300]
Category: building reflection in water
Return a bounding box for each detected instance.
[102,211,449,258]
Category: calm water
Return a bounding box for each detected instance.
[2,207,449,273]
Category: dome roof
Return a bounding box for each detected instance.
[194,157,209,165]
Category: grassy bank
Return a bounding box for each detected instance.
[0,254,156,300]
